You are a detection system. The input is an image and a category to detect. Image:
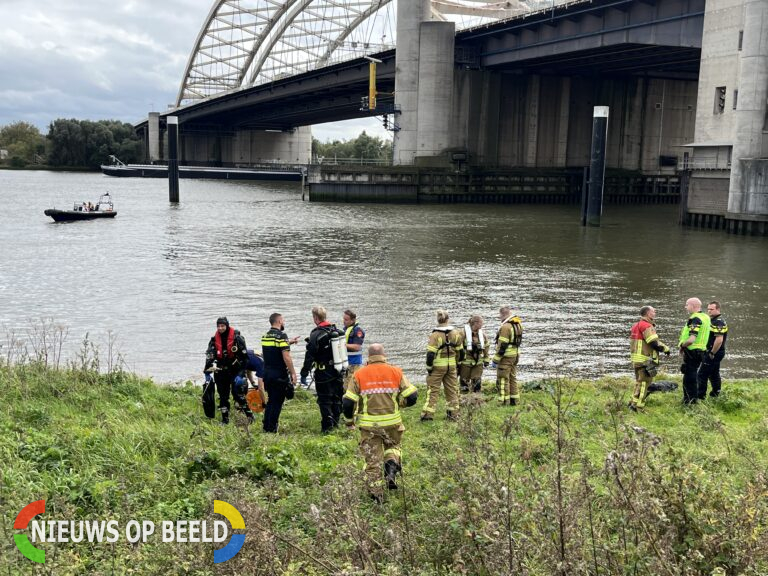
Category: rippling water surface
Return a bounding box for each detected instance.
[1,170,765,382]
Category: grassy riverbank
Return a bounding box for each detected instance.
[1,362,766,575]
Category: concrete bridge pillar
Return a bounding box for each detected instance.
[393,0,431,165]
[179,127,311,165]
[232,127,312,164]
[727,0,768,217]
[148,112,161,162]
[416,21,456,159]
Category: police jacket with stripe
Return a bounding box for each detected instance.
[261,328,292,382]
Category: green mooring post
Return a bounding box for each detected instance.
[168,116,180,203]
[586,106,609,227]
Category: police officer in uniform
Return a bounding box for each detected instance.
[459,314,489,393]
[343,343,418,502]
[421,310,465,422]
[301,306,345,433]
[697,300,728,398]
[678,297,711,405]
[493,306,523,406]
[203,317,253,424]
[342,309,365,429]
[261,313,299,433]
[629,305,671,411]
[343,309,366,387]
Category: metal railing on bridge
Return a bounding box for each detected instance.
[312,156,393,166]
[681,159,731,171]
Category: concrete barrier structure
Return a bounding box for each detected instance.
[686,0,768,234]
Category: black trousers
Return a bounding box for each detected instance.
[263,379,290,433]
[203,370,252,422]
[681,349,703,404]
[315,370,343,432]
[697,349,725,398]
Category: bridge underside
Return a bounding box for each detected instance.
[481,43,700,79]
[143,0,704,173]
[181,55,396,132]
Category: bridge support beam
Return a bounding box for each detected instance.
[393,0,432,165]
[148,112,161,163]
[232,127,312,165]
[416,21,456,161]
[178,127,311,165]
[727,0,768,219]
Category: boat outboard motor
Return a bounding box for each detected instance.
[331,331,349,373]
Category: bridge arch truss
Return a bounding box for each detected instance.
[176,0,546,107]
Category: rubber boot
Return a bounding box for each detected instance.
[384,459,401,490]
[369,492,383,504]
[509,398,517,407]
[220,407,230,425]
[472,378,482,393]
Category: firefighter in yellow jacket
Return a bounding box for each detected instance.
[421,310,465,421]
[493,306,523,405]
[460,314,490,393]
[342,343,418,501]
[629,305,671,411]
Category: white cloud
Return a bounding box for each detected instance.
[313,118,393,143]
[0,0,395,141]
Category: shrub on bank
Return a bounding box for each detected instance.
[0,360,766,575]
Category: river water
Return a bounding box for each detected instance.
[0,170,765,383]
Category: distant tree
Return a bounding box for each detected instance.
[47,119,143,169]
[47,119,86,166]
[312,131,393,163]
[0,121,47,165]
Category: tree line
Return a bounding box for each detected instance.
[1,120,391,169]
[312,131,392,163]
[0,119,143,169]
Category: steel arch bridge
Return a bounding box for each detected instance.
[176,0,549,107]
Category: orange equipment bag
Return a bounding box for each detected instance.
[246,388,265,413]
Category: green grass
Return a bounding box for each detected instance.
[1,363,766,575]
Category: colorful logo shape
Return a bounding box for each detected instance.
[14,500,46,564]
[213,500,245,564]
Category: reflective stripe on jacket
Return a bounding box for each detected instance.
[679,312,711,351]
[343,356,417,428]
[427,327,465,368]
[630,319,659,364]
[494,316,522,361]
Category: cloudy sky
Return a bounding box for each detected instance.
[0,0,389,141]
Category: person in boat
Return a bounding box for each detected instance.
[203,317,254,425]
